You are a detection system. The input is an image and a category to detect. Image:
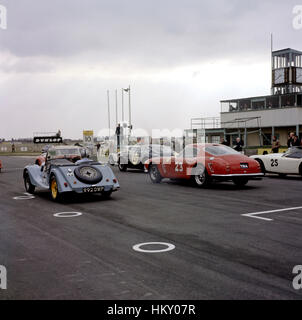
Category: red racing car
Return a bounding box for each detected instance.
[144,143,263,187]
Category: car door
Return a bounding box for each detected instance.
[171,146,199,178]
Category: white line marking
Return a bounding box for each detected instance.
[133,242,175,253]
[13,193,35,200]
[242,206,302,221]
[53,212,83,218]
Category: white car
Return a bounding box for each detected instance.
[250,147,302,177]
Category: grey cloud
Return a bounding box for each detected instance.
[0,0,300,69]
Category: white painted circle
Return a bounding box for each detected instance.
[13,193,35,200]
[53,212,83,218]
[133,242,175,253]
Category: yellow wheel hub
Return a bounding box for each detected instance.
[51,179,58,199]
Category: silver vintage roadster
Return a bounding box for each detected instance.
[23,146,120,201]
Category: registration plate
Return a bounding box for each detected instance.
[240,163,249,169]
[83,186,104,193]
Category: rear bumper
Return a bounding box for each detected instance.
[211,173,264,180]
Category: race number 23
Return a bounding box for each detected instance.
[271,159,278,167]
[175,163,183,172]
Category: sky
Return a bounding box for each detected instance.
[0,0,301,139]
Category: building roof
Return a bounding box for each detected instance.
[272,48,302,56]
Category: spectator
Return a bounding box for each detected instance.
[271,136,280,153]
[287,132,295,148]
[220,138,229,146]
[12,143,15,153]
[293,135,301,147]
[234,137,244,152]
[115,124,121,149]
[56,129,61,138]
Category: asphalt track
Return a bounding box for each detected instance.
[0,156,302,300]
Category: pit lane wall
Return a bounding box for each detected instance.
[0,140,81,154]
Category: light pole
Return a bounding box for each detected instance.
[123,86,131,129]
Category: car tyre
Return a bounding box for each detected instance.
[149,164,162,183]
[101,190,112,199]
[255,159,266,175]
[233,178,249,187]
[192,165,211,187]
[24,171,35,194]
[50,175,61,202]
[118,158,128,172]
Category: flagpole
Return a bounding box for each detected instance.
[115,89,118,126]
[107,90,110,138]
[121,89,124,122]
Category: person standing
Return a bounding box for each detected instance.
[293,135,301,147]
[220,138,229,146]
[234,137,244,152]
[115,123,121,149]
[271,136,280,153]
[287,132,295,148]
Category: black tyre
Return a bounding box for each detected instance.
[149,164,162,183]
[101,190,112,199]
[50,175,61,201]
[192,165,211,187]
[255,159,266,175]
[299,164,302,177]
[24,171,35,194]
[118,158,128,172]
[74,165,103,184]
[233,178,249,187]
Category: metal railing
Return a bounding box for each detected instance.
[191,117,221,129]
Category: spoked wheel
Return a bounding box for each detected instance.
[232,178,249,187]
[24,172,35,194]
[192,165,211,187]
[149,164,162,184]
[50,176,61,201]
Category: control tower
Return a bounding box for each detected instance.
[272,48,302,95]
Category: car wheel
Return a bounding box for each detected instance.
[255,159,266,175]
[24,172,35,194]
[192,165,211,187]
[101,190,112,199]
[233,178,249,187]
[299,163,302,177]
[50,176,61,201]
[118,158,128,172]
[108,155,115,166]
[149,164,162,183]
